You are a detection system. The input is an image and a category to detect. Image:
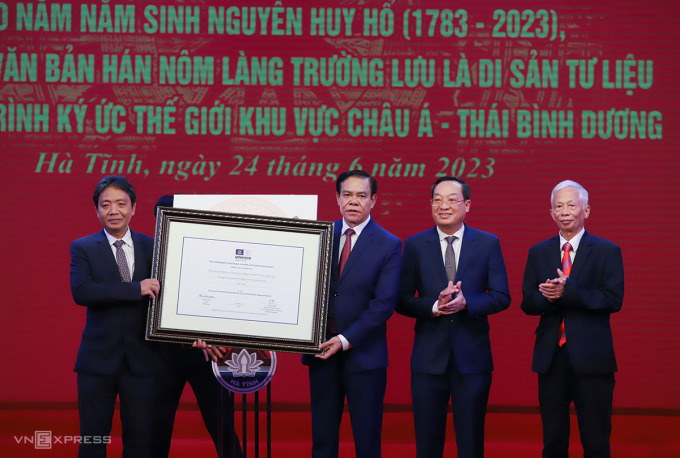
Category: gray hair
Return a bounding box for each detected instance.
[551,180,588,206]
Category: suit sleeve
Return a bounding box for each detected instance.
[521,246,559,316]
[562,244,624,314]
[341,237,402,348]
[70,240,143,307]
[465,236,511,317]
[396,238,439,320]
[521,242,624,316]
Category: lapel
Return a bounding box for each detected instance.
[569,231,592,281]
[544,235,562,274]
[130,229,147,281]
[425,227,448,285]
[95,229,122,280]
[96,228,145,281]
[457,224,475,282]
[337,218,375,285]
[331,221,342,283]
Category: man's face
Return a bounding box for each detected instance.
[550,186,590,238]
[431,180,470,234]
[96,186,136,238]
[337,176,376,227]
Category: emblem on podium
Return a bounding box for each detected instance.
[213,348,277,394]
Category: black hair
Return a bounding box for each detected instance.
[336,170,378,196]
[92,175,137,207]
[153,195,174,215]
[431,176,470,200]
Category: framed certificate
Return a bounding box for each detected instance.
[147,207,334,354]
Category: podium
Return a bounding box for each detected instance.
[214,348,277,458]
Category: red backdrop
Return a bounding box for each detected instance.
[0,0,678,412]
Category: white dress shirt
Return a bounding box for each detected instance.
[104,228,135,278]
[559,227,585,266]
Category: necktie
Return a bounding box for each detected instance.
[558,242,572,346]
[113,239,131,282]
[445,236,457,282]
[339,229,355,275]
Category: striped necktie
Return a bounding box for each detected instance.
[558,242,573,346]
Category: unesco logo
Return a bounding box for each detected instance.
[234,248,252,260]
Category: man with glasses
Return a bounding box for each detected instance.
[397,176,511,458]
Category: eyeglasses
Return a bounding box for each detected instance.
[431,198,465,207]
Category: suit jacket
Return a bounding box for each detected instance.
[70,228,159,376]
[396,224,510,375]
[521,231,624,374]
[302,218,402,372]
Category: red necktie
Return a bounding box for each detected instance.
[339,229,355,275]
[558,242,572,346]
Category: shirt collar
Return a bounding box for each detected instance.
[342,215,371,237]
[559,227,585,252]
[436,224,465,242]
[104,228,133,247]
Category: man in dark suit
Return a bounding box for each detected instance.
[302,170,402,458]
[521,180,624,458]
[70,175,160,457]
[151,195,242,458]
[397,176,511,458]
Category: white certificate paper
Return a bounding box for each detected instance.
[157,219,325,343]
[148,200,334,354]
[176,237,304,325]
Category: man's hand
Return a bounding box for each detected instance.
[192,339,227,362]
[141,278,160,298]
[315,336,344,360]
[538,268,569,302]
[435,281,467,316]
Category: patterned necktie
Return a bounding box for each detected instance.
[445,236,457,282]
[558,242,573,346]
[339,229,355,275]
[113,239,131,282]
